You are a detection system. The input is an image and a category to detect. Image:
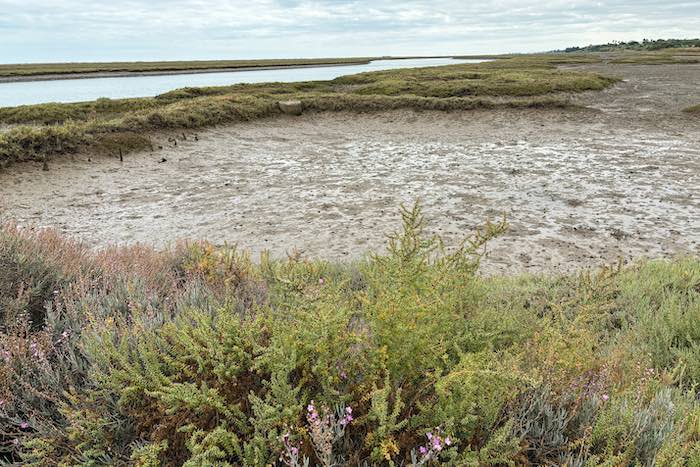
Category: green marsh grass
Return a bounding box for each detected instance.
[0,55,620,165]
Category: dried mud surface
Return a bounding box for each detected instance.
[1,64,698,274]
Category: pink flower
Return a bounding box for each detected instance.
[602,394,609,401]
[341,413,353,426]
[340,371,347,380]
[290,447,299,456]
[345,406,352,415]
[426,432,433,440]
[433,438,442,451]
[445,437,452,446]
[319,278,325,285]
[19,421,29,430]
[419,446,428,455]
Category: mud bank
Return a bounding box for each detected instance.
[1,107,697,275]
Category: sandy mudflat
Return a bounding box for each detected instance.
[1,64,698,274]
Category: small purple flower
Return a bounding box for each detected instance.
[345,406,352,415]
[445,437,452,446]
[433,437,442,451]
[319,278,325,285]
[290,446,299,456]
[426,432,433,440]
[419,446,428,455]
[602,394,609,401]
[19,421,29,430]
[307,401,315,412]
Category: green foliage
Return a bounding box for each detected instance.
[561,38,700,52]
[617,259,700,386]
[427,352,522,444]
[366,377,407,464]
[131,440,168,467]
[1,204,699,465]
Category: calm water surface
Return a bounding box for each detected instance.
[0,58,483,107]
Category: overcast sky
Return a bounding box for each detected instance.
[1,0,699,63]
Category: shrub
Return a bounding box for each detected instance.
[0,205,698,465]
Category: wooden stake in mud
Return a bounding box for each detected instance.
[119,148,123,162]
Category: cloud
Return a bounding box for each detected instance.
[1,0,698,62]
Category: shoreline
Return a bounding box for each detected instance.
[0,56,468,84]
[0,62,373,84]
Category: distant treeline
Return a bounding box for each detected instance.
[560,38,700,52]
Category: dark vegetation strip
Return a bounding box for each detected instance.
[0,57,380,78]
[0,55,620,167]
[684,104,700,113]
[1,204,699,465]
[559,38,700,52]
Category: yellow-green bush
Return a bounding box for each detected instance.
[1,204,699,465]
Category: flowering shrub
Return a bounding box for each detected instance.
[304,402,353,466]
[0,203,699,465]
[411,429,452,465]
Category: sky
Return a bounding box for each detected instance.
[1,0,699,63]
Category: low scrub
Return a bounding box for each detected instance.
[684,104,700,113]
[0,56,619,166]
[1,202,699,465]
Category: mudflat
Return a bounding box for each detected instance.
[1,63,698,274]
